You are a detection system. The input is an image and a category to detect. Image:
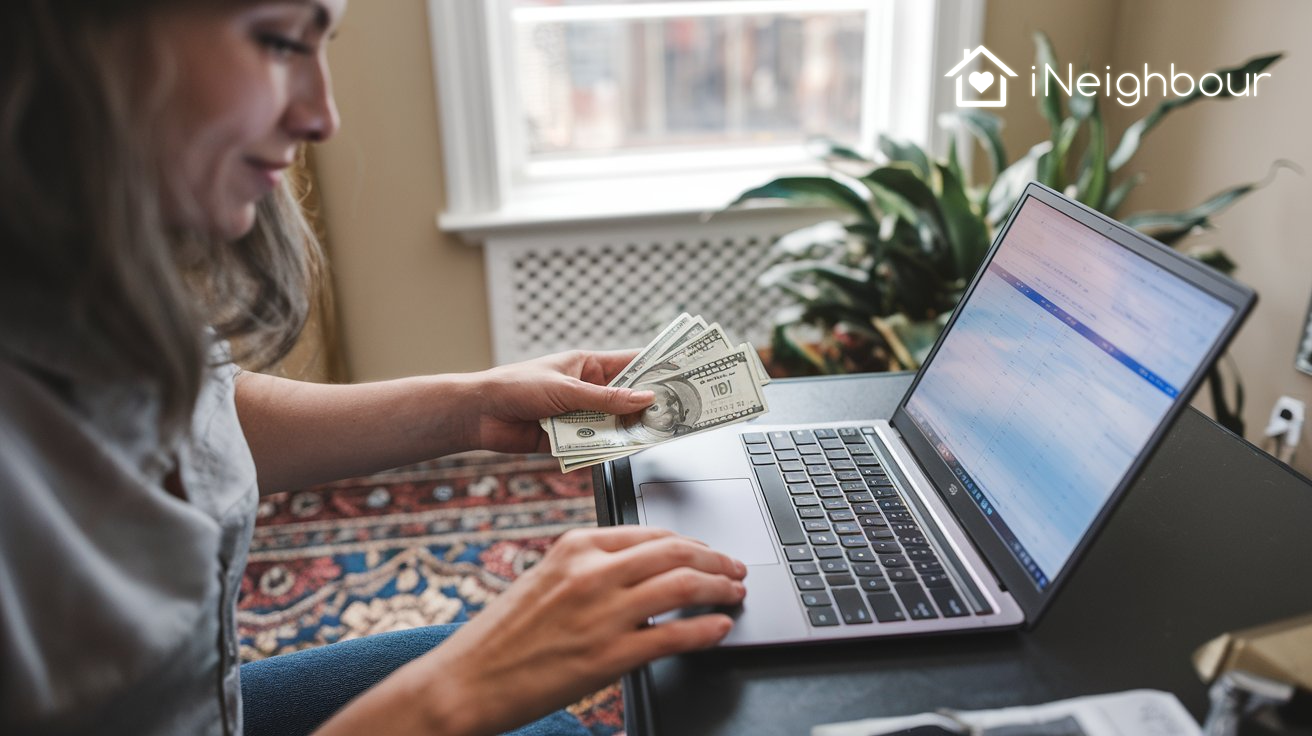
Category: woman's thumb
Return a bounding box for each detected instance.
[572,382,654,415]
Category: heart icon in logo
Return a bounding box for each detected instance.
[968,71,995,94]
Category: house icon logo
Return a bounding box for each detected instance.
[945,46,1017,108]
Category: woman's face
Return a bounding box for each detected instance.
[153,0,346,240]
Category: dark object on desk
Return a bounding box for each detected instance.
[594,373,1312,736]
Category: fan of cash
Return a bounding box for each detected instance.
[541,313,772,473]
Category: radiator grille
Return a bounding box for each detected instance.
[483,213,819,364]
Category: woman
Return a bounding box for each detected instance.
[0,1,748,734]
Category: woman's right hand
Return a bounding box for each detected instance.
[317,526,747,736]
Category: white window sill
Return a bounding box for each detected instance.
[439,164,832,242]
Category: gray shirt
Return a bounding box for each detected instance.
[0,333,257,734]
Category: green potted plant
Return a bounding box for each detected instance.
[727,32,1293,436]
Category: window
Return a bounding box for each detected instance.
[428,0,983,235]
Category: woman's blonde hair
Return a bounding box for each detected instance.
[0,0,325,432]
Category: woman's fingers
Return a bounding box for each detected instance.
[622,567,747,622]
[611,614,736,670]
[607,534,745,588]
[561,525,676,553]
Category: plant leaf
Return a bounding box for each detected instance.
[772,220,849,257]
[987,140,1052,225]
[1188,245,1238,275]
[1103,172,1146,218]
[726,176,874,224]
[1108,53,1283,173]
[877,134,932,180]
[936,162,990,281]
[860,165,948,245]
[938,110,1008,191]
[1034,31,1064,134]
[1074,97,1108,209]
[1039,117,1082,190]
[806,136,869,163]
[1123,160,1299,245]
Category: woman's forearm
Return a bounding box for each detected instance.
[234,371,481,495]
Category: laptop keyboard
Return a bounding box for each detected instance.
[742,427,990,627]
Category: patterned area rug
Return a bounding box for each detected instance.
[236,452,624,735]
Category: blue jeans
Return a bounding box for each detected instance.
[241,624,591,736]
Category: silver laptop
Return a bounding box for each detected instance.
[605,182,1255,645]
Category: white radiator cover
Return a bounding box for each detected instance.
[482,211,824,365]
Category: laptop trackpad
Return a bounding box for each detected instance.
[638,480,779,566]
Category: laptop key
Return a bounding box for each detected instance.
[808,607,840,627]
[916,561,944,574]
[880,555,908,567]
[838,427,865,444]
[832,587,873,624]
[839,535,868,548]
[774,449,801,462]
[800,591,831,607]
[826,574,855,587]
[853,504,880,515]
[852,563,883,577]
[871,542,902,555]
[930,587,970,618]
[867,593,907,622]
[835,470,863,482]
[900,536,930,548]
[855,456,881,466]
[798,444,824,456]
[746,443,772,455]
[754,466,807,546]
[885,511,913,522]
[814,429,839,440]
[807,464,832,477]
[808,532,837,546]
[839,481,865,493]
[846,548,876,562]
[811,475,838,486]
[821,498,847,510]
[832,459,857,471]
[824,449,850,461]
[826,510,855,522]
[848,445,875,456]
[750,455,776,466]
[819,438,844,450]
[819,559,849,573]
[790,429,818,444]
[847,492,874,503]
[906,547,936,561]
[868,529,895,541]
[768,431,795,451]
[802,520,830,532]
[921,572,951,588]
[817,486,844,499]
[783,472,809,484]
[784,546,812,562]
[832,522,860,535]
[860,577,892,593]
[879,499,905,511]
[790,562,819,575]
[742,432,767,444]
[890,522,919,533]
[870,488,899,499]
[857,514,886,527]
[787,483,813,495]
[894,583,939,620]
[794,575,824,591]
[887,568,917,583]
[814,546,844,559]
[778,461,806,473]
[797,507,826,519]
[793,495,820,507]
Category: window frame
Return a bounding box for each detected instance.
[428,0,986,238]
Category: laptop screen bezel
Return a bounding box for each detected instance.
[889,182,1255,624]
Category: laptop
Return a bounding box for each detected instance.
[602,182,1255,645]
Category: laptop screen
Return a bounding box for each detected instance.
[902,197,1236,591]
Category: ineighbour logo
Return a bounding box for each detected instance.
[1032,62,1273,107]
[946,44,1273,108]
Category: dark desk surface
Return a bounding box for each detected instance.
[593,373,1312,736]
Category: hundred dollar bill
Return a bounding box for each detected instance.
[547,348,768,456]
[539,312,706,432]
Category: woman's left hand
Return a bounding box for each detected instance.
[470,350,654,454]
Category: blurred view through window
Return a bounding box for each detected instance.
[506,1,875,174]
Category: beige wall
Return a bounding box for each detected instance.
[317,1,1312,471]
[316,0,493,382]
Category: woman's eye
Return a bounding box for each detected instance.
[258,33,311,58]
